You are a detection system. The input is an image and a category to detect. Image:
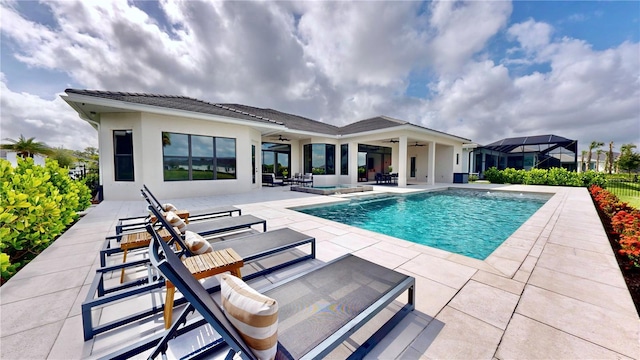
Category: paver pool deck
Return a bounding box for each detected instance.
[1,183,638,359]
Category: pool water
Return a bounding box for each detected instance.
[297,189,552,259]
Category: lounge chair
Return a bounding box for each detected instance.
[100,189,265,268]
[81,206,314,341]
[135,225,415,360]
[100,185,244,269]
[114,184,242,234]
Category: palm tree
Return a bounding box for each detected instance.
[607,141,614,174]
[0,134,53,158]
[586,141,604,171]
[581,150,588,172]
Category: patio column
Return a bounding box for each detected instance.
[398,136,408,187]
[427,141,435,185]
[349,141,358,184]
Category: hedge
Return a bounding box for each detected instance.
[483,167,607,188]
[0,158,91,283]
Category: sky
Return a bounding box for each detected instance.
[1,0,638,153]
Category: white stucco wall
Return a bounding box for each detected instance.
[98,112,261,200]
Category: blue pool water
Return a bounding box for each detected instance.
[297,189,552,259]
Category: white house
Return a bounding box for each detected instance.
[62,89,472,200]
[1,150,46,167]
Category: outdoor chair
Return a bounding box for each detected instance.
[114,184,242,234]
[262,173,284,186]
[100,185,244,269]
[299,173,313,187]
[102,226,415,359]
[81,205,315,341]
[100,189,265,271]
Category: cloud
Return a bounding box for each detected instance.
[0,1,638,152]
[0,73,97,150]
[420,20,640,145]
[428,0,512,75]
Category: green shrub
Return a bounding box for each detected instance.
[525,168,548,185]
[502,168,526,184]
[484,167,607,189]
[483,167,503,183]
[581,171,607,188]
[0,158,91,283]
[547,167,581,186]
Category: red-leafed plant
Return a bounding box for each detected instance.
[590,185,640,268]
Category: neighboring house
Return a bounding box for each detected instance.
[0,150,46,167]
[472,135,578,178]
[577,151,620,173]
[62,89,471,200]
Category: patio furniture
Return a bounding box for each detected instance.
[299,173,313,187]
[114,184,242,234]
[81,207,315,341]
[111,189,266,282]
[163,247,243,329]
[262,173,284,186]
[137,229,415,360]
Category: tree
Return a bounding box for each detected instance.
[607,141,614,174]
[617,143,640,175]
[51,147,77,168]
[586,141,604,171]
[0,134,53,158]
[581,150,588,172]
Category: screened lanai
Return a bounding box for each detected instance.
[473,134,578,177]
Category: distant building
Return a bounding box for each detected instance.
[471,135,578,178]
[578,151,620,173]
[0,150,46,167]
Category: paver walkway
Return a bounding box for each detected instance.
[1,184,638,359]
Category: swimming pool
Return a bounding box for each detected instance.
[296,189,552,259]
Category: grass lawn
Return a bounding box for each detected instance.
[607,180,640,209]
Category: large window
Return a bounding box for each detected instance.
[261,143,290,177]
[341,144,348,175]
[162,132,236,181]
[113,130,134,181]
[304,144,335,175]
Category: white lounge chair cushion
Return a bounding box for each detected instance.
[164,211,187,234]
[162,203,178,212]
[184,231,212,254]
[220,274,278,360]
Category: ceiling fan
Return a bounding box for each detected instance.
[384,139,399,143]
[410,141,425,147]
[275,135,290,142]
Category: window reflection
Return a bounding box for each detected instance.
[162,132,236,181]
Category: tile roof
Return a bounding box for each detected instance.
[217,103,340,135]
[339,116,408,135]
[64,89,283,126]
[64,89,469,141]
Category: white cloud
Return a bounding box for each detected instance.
[508,19,553,52]
[0,74,98,150]
[429,0,512,75]
[0,1,637,152]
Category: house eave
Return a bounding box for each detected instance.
[60,93,288,133]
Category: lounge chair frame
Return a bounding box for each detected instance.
[99,185,243,270]
[81,206,312,341]
[100,225,414,359]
